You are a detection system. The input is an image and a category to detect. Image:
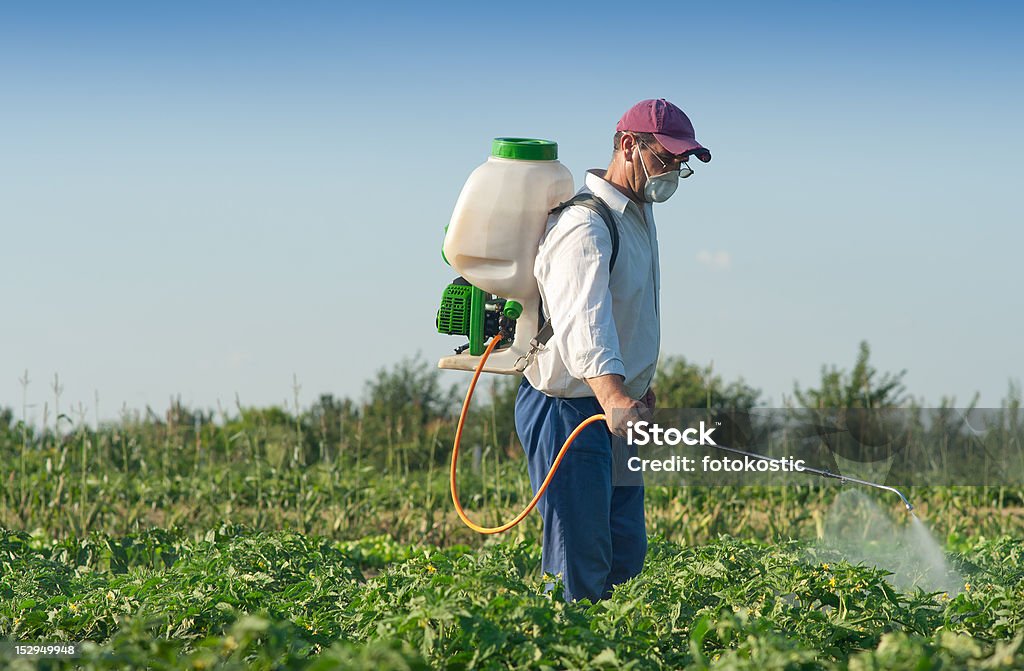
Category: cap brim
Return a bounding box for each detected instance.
[654,133,711,162]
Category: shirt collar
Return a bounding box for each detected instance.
[585,169,648,221]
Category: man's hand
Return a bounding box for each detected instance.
[586,374,651,438]
[642,387,657,412]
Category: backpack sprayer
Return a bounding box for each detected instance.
[437,138,912,534]
[436,138,610,534]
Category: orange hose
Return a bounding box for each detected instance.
[449,333,606,534]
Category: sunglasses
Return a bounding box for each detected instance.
[638,139,694,178]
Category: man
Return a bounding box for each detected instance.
[515,98,711,602]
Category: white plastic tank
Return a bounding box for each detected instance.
[443,138,574,301]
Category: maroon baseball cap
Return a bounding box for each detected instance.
[616,98,711,162]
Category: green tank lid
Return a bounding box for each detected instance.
[491,138,558,161]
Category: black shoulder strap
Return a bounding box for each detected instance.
[548,193,620,272]
[530,193,620,351]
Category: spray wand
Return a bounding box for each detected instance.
[696,441,914,511]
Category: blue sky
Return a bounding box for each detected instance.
[3,2,1022,425]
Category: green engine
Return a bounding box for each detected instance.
[436,278,521,356]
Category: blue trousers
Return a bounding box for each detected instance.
[514,378,647,602]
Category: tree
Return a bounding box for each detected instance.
[793,341,909,465]
[794,341,907,410]
[654,356,761,412]
[362,353,460,427]
[358,354,461,470]
[653,356,763,448]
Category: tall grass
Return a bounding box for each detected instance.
[2,391,1023,547]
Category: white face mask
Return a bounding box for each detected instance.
[636,142,679,203]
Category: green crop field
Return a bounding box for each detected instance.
[2,362,1023,669]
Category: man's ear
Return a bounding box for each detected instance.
[619,133,637,162]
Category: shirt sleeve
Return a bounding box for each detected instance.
[535,205,626,381]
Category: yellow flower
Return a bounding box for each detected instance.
[822,563,830,571]
[69,602,79,613]
[829,577,837,589]
[426,564,437,574]
[106,590,115,601]
[964,583,971,592]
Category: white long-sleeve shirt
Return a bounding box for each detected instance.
[524,169,661,399]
